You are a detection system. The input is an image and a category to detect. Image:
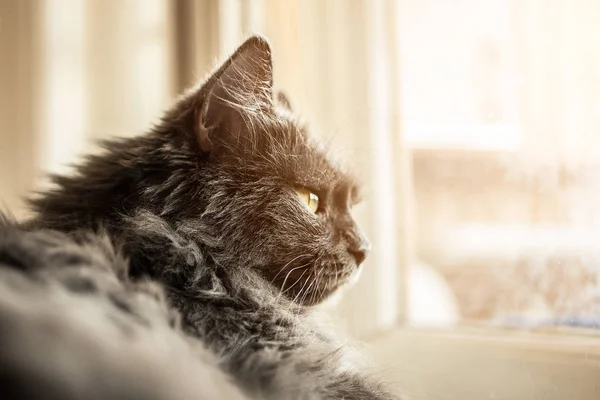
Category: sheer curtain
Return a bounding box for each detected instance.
[0,0,176,216]
[0,1,41,218]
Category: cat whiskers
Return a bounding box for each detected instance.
[311,268,323,306]
[288,270,313,317]
[291,273,311,304]
[277,261,312,301]
[300,256,323,309]
[297,276,316,311]
[317,262,331,305]
[281,267,309,295]
[307,261,321,306]
[271,254,310,288]
[270,253,312,284]
[289,254,322,311]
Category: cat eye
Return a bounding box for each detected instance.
[296,188,320,213]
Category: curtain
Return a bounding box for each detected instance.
[514,0,600,173]
[0,1,41,218]
[0,0,177,216]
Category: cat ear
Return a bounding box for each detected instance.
[276,91,294,112]
[197,35,274,153]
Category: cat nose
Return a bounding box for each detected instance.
[348,240,370,266]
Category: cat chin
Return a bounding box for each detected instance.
[320,266,363,308]
[346,264,363,287]
[321,288,344,308]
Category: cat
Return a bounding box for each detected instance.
[3,35,401,399]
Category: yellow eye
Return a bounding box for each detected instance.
[296,188,319,213]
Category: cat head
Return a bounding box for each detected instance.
[32,36,370,306]
[159,36,370,305]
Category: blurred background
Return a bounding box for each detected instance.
[3,1,600,398]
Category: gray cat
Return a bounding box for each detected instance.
[1,36,401,400]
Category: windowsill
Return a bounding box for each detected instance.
[367,325,600,400]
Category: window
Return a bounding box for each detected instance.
[398,0,600,330]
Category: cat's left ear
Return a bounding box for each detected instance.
[196,35,274,153]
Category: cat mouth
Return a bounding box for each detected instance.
[322,264,362,289]
[269,260,361,306]
[320,262,361,282]
[306,264,362,305]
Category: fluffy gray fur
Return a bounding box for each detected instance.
[0,217,248,400]
[3,35,401,399]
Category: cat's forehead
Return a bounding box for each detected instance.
[263,115,359,194]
